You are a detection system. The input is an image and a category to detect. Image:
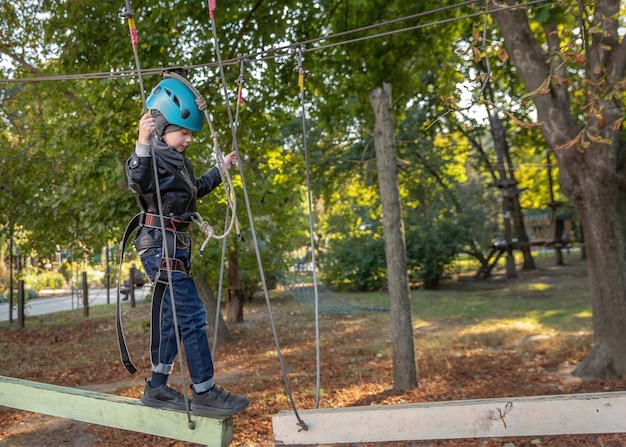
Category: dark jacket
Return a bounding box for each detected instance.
[126,136,222,250]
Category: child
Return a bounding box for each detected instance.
[125,77,248,416]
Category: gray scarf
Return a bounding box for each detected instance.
[151,110,182,138]
[150,131,186,168]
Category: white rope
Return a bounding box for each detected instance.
[205,1,309,431]
[295,47,322,409]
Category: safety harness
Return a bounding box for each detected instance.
[116,211,198,375]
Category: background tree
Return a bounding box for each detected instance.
[397,104,494,287]
[370,83,417,390]
[493,0,626,378]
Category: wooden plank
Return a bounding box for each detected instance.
[273,391,626,445]
[0,375,232,447]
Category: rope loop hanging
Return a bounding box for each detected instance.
[295,46,322,410]
[211,56,248,360]
[205,1,310,431]
[189,214,216,255]
[161,71,239,245]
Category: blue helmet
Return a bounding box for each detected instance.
[145,78,204,132]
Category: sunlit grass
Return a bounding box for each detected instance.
[322,254,591,360]
[519,282,553,292]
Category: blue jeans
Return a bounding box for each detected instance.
[140,246,215,392]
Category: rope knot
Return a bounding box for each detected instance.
[191,214,216,256]
[200,221,215,239]
[195,96,208,111]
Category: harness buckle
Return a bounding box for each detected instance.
[143,213,191,232]
[160,257,188,275]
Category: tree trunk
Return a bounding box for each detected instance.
[226,249,244,324]
[506,156,535,271]
[370,83,418,390]
[546,152,565,266]
[566,170,626,378]
[494,1,626,378]
[195,275,231,346]
[490,113,517,279]
[511,195,535,270]
[478,61,535,272]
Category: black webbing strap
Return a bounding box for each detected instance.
[116,214,190,374]
[116,213,142,375]
[148,271,190,367]
[150,275,167,367]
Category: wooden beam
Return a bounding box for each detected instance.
[0,375,232,447]
[273,392,626,445]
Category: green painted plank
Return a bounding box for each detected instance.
[0,375,232,447]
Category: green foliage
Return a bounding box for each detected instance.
[322,232,386,292]
[0,0,584,296]
[25,270,66,292]
[405,207,465,289]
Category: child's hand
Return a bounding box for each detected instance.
[138,113,155,144]
[223,151,238,170]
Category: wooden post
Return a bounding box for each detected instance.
[105,244,110,305]
[8,227,14,324]
[17,280,24,329]
[82,271,89,317]
[369,83,417,390]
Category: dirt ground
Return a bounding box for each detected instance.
[1,256,626,447]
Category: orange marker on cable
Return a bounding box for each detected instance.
[128,18,138,50]
[208,0,217,19]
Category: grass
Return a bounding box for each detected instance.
[326,253,593,383]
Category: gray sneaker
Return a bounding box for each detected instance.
[191,384,249,416]
[141,381,189,411]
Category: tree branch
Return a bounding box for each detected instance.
[492,2,578,149]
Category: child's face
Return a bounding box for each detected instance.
[163,128,193,153]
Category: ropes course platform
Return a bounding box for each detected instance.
[273,391,626,445]
[0,375,232,447]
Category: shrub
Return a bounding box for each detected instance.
[322,232,387,292]
[24,270,66,292]
[406,210,466,289]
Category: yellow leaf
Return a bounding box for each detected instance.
[595,113,606,128]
